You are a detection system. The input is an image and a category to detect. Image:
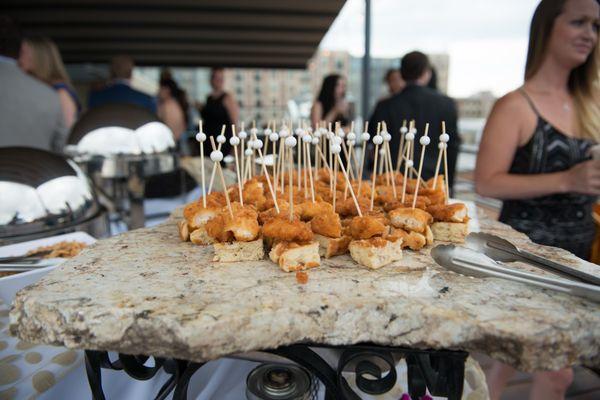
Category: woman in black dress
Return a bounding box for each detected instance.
[310,74,351,128]
[475,0,600,399]
[200,68,239,157]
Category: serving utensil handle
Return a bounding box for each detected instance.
[517,250,600,286]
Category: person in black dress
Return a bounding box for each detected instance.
[475,0,600,399]
[200,68,239,157]
[310,74,351,128]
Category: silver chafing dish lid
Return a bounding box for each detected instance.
[0,147,101,238]
[65,103,175,157]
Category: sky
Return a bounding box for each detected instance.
[319,0,541,97]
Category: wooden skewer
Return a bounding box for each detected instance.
[231,124,244,206]
[401,121,414,203]
[443,142,450,204]
[336,153,362,217]
[288,146,294,221]
[433,121,446,190]
[395,120,407,173]
[306,138,316,203]
[303,132,308,199]
[332,149,338,212]
[357,121,369,197]
[251,131,279,214]
[207,125,226,194]
[198,120,207,208]
[209,136,232,217]
[239,121,246,182]
[412,123,430,209]
[369,124,382,211]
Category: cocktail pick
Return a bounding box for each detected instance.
[370,125,383,211]
[250,130,279,214]
[208,125,226,194]
[395,120,408,173]
[357,121,370,197]
[401,121,415,203]
[229,124,243,206]
[284,134,297,221]
[412,123,430,209]
[332,143,363,217]
[195,120,207,208]
[209,136,232,217]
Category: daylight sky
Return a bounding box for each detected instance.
[319,0,541,97]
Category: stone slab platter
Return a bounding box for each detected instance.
[9,207,600,372]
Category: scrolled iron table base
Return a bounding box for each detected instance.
[85,344,468,400]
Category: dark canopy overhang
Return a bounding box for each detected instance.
[2,0,345,68]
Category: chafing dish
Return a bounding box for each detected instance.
[0,147,108,244]
[64,104,179,229]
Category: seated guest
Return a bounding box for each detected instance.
[88,55,157,114]
[476,0,599,397]
[19,36,81,129]
[0,17,66,152]
[369,51,460,190]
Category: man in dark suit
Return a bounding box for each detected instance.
[369,51,461,191]
[88,55,157,114]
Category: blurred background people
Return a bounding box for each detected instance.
[158,78,189,141]
[88,55,157,114]
[369,51,460,189]
[427,66,438,91]
[200,67,238,157]
[310,73,351,127]
[384,67,405,97]
[0,17,66,152]
[18,36,81,130]
[475,0,600,398]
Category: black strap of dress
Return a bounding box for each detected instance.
[498,89,596,259]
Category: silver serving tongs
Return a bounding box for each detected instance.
[466,232,600,286]
[431,245,600,302]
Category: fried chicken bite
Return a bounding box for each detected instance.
[389,207,433,233]
[348,215,388,240]
[242,179,267,210]
[335,195,371,217]
[310,211,342,238]
[296,201,334,221]
[386,228,427,251]
[205,214,234,242]
[222,203,260,242]
[262,215,314,243]
[183,202,221,230]
[426,203,468,223]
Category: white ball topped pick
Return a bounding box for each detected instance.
[284,136,297,147]
[244,148,253,156]
[195,132,207,142]
[216,135,226,144]
[405,131,415,141]
[330,144,342,154]
[440,133,450,143]
[264,128,272,136]
[420,136,431,146]
[210,149,223,162]
[302,134,312,143]
[269,132,279,142]
[250,127,258,135]
[406,159,414,168]
[382,132,392,142]
[238,130,248,139]
[347,132,356,141]
[372,135,384,145]
[400,126,408,134]
[360,132,370,142]
[438,142,447,149]
[229,136,240,146]
[253,139,263,149]
[311,137,320,145]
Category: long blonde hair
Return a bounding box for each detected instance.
[525,0,600,141]
[23,37,72,87]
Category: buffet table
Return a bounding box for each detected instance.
[9,206,600,399]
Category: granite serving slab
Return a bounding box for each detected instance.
[9,208,600,372]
